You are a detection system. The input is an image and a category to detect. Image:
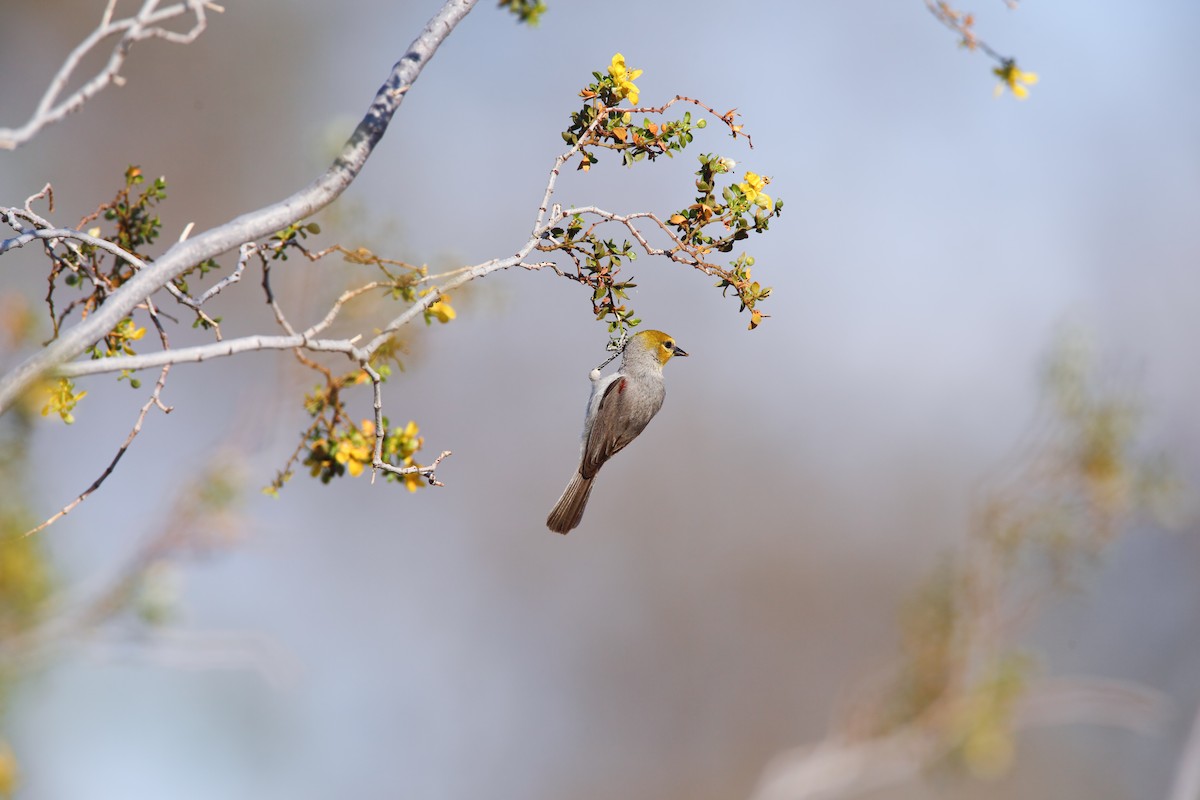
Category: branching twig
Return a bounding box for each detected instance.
[21,363,172,537]
[0,0,481,413]
[360,360,451,487]
[0,219,150,267]
[54,251,532,380]
[529,94,750,240]
[551,206,702,267]
[6,12,763,519]
[0,0,223,150]
[21,289,176,537]
[160,239,254,339]
[923,0,1006,62]
[303,281,393,339]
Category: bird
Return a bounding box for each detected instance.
[546,329,688,534]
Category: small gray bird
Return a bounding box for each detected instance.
[546,330,688,534]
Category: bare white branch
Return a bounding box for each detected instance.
[303,281,392,339]
[0,0,223,150]
[2,1,744,525]
[0,218,149,268]
[0,0,481,413]
[57,333,356,377]
[53,250,531,378]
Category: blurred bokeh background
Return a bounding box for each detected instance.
[2,1,1199,798]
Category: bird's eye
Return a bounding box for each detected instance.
[663,341,673,349]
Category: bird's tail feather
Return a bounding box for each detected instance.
[546,472,594,534]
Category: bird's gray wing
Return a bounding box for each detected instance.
[579,376,659,478]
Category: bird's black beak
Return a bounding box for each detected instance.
[672,344,689,357]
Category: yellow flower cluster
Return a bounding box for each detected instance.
[992,61,1038,99]
[427,297,456,324]
[40,377,87,424]
[737,171,772,210]
[381,420,425,491]
[419,289,457,324]
[607,53,643,105]
[326,418,424,491]
[334,419,376,477]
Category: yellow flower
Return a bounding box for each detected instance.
[40,377,87,424]
[737,171,773,210]
[0,741,18,800]
[117,318,146,342]
[392,420,425,492]
[419,289,456,324]
[334,434,372,477]
[607,53,643,105]
[992,60,1038,99]
[427,296,456,323]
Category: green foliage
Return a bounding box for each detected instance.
[171,258,218,296]
[548,56,784,334]
[36,166,238,412]
[44,166,168,347]
[543,215,641,333]
[251,235,451,494]
[498,0,546,25]
[672,154,783,253]
[266,364,429,496]
[271,409,426,492]
[103,165,166,253]
[564,55,685,169]
[87,316,145,361]
[268,222,322,261]
[563,106,703,169]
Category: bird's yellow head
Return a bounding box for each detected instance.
[630,329,688,366]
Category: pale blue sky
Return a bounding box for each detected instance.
[2,2,1199,798]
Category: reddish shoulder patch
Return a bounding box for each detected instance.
[617,378,627,394]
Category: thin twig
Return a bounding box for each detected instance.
[0,0,481,413]
[923,0,1007,62]
[0,0,223,150]
[22,301,174,537]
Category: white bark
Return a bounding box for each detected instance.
[0,0,479,414]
